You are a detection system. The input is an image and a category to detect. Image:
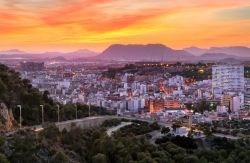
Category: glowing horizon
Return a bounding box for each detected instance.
[0,0,249,53]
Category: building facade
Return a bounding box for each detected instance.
[245,78,250,109]
[212,65,244,94]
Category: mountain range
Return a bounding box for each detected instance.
[0,49,98,60]
[98,44,193,61]
[0,44,249,62]
[97,44,250,61]
[184,46,250,58]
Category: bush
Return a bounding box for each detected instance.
[101,119,122,127]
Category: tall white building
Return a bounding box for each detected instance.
[245,78,250,109]
[212,65,244,94]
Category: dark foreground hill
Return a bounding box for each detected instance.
[0,64,57,126]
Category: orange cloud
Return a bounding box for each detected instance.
[0,0,249,52]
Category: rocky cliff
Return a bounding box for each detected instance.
[0,103,17,131]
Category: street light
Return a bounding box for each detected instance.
[75,104,78,119]
[17,105,22,129]
[88,102,91,117]
[56,105,60,122]
[40,105,44,125]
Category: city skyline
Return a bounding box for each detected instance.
[0,0,249,52]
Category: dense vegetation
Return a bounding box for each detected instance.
[103,64,139,78]
[102,63,213,82]
[0,64,113,126]
[155,135,198,151]
[213,120,250,137]
[1,123,250,163]
[171,68,212,81]
[114,120,160,137]
[101,118,122,127]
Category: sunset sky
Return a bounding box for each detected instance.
[0,0,250,52]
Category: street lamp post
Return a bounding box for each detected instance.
[88,103,91,117]
[40,105,44,125]
[75,104,78,119]
[57,105,60,123]
[17,105,22,129]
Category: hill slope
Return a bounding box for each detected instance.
[0,64,56,126]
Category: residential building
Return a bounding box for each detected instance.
[245,78,250,109]
[212,65,244,94]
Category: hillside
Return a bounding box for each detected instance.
[0,64,57,126]
[0,64,112,128]
[98,44,193,61]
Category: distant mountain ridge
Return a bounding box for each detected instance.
[183,47,207,56]
[0,49,98,59]
[1,45,249,62]
[0,49,27,55]
[98,44,194,61]
[184,46,250,57]
[199,53,236,60]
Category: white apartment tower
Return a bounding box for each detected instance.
[245,78,250,109]
[212,65,244,94]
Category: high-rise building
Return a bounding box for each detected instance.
[212,65,244,94]
[245,78,250,109]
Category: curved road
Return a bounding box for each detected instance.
[6,115,173,136]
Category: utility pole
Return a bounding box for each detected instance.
[57,105,60,123]
[40,105,44,125]
[17,105,22,129]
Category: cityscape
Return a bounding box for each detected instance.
[0,0,250,163]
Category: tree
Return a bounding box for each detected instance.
[0,154,9,163]
[41,124,60,142]
[0,135,6,152]
[182,155,199,163]
[92,153,107,163]
[150,122,161,130]
[161,127,170,135]
[51,151,69,163]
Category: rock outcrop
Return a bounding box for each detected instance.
[0,103,17,131]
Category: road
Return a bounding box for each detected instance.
[117,116,172,127]
[213,133,240,140]
[106,122,132,136]
[5,115,173,136]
